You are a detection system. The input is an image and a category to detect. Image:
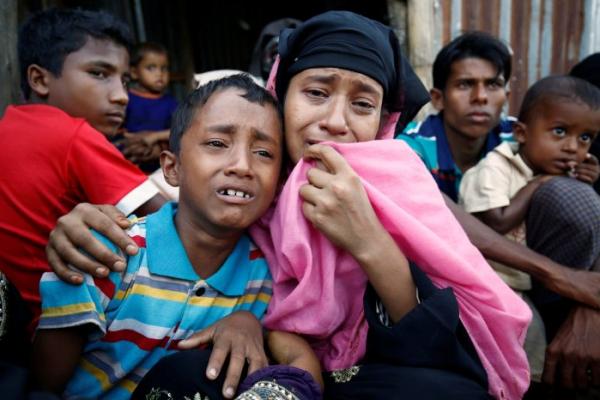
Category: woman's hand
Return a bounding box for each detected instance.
[299,144,384,258]
[46,203,138,283]
[299,144,416,322]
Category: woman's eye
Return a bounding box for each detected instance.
[306,89,327,98]
[354,100,375,110]
[256,149,273,159]
[206,140,226,148]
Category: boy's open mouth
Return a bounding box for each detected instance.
[217,189,252,199]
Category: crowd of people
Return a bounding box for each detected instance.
[0,6,599,400]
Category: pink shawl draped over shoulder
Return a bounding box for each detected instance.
[250,139,531,400]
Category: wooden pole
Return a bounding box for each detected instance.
[406,0,435,91]
[0,0,20,117]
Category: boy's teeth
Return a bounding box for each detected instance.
[223,189,250,198]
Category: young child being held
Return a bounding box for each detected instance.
[119,42,178,172]
[459,76,600,381]
[32,74,321,400]
[460,75,600,285]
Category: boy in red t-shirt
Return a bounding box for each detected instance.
[0,8,165,333]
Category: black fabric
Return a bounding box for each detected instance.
[132,348,233,400]
[0,362,60,400]
[570,53,600,89]
[274,11,429,131]
[324,262,490,400]
[570,53,600,194]
[526,177,600,339]
[0,275,32,368]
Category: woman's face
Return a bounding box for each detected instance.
[283,67,384,164]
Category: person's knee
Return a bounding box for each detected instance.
[531,178,600,226]
[527,177,600,268]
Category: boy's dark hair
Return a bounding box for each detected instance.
[433,31,512,90]
[130,42,168,67]
[518,75,600,124]
[169,74,282,154]
[18,7,133,100]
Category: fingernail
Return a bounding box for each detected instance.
[207,368,218,379]
[70,275,83,284]
[125,244,138,255]
[95,267,109,277]
[224,387,234,398]
[113,260,126,271]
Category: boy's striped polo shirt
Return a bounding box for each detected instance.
[38,202,272,399]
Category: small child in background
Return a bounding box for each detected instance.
[459,75,600,381]
[120,42,178,172]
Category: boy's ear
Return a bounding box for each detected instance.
[27,64,51,98]
[513,121,527,144]
[430,88,444,111]
[160,150,180,187]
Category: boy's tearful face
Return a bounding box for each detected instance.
[173,88,282,234]
[516,99,600,175]
[44,37,129,136]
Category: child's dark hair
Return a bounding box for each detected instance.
[18,7,133,100]
[518,75,600,124]
[130,42,168,67]
[169,74,282,154]
[433,31,512,90]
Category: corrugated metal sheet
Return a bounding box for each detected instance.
[430,0,599,113]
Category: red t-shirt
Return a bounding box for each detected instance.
[0,104,155,328]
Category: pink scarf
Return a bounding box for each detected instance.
[251,60,532,400]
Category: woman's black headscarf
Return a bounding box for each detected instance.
[570,53,600,89]
[274,10,430,131]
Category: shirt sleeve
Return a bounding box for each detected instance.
[240,254,273,321]
[396,134,437,174]
[66,122,159,215]
[37,231,124,341]
[459,161,512,213]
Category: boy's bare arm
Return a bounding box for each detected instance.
[133,193,167,216]
[267,331,323,390]
[444,194,600,309]
[474,175,553,234]
[32,327,87,394]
